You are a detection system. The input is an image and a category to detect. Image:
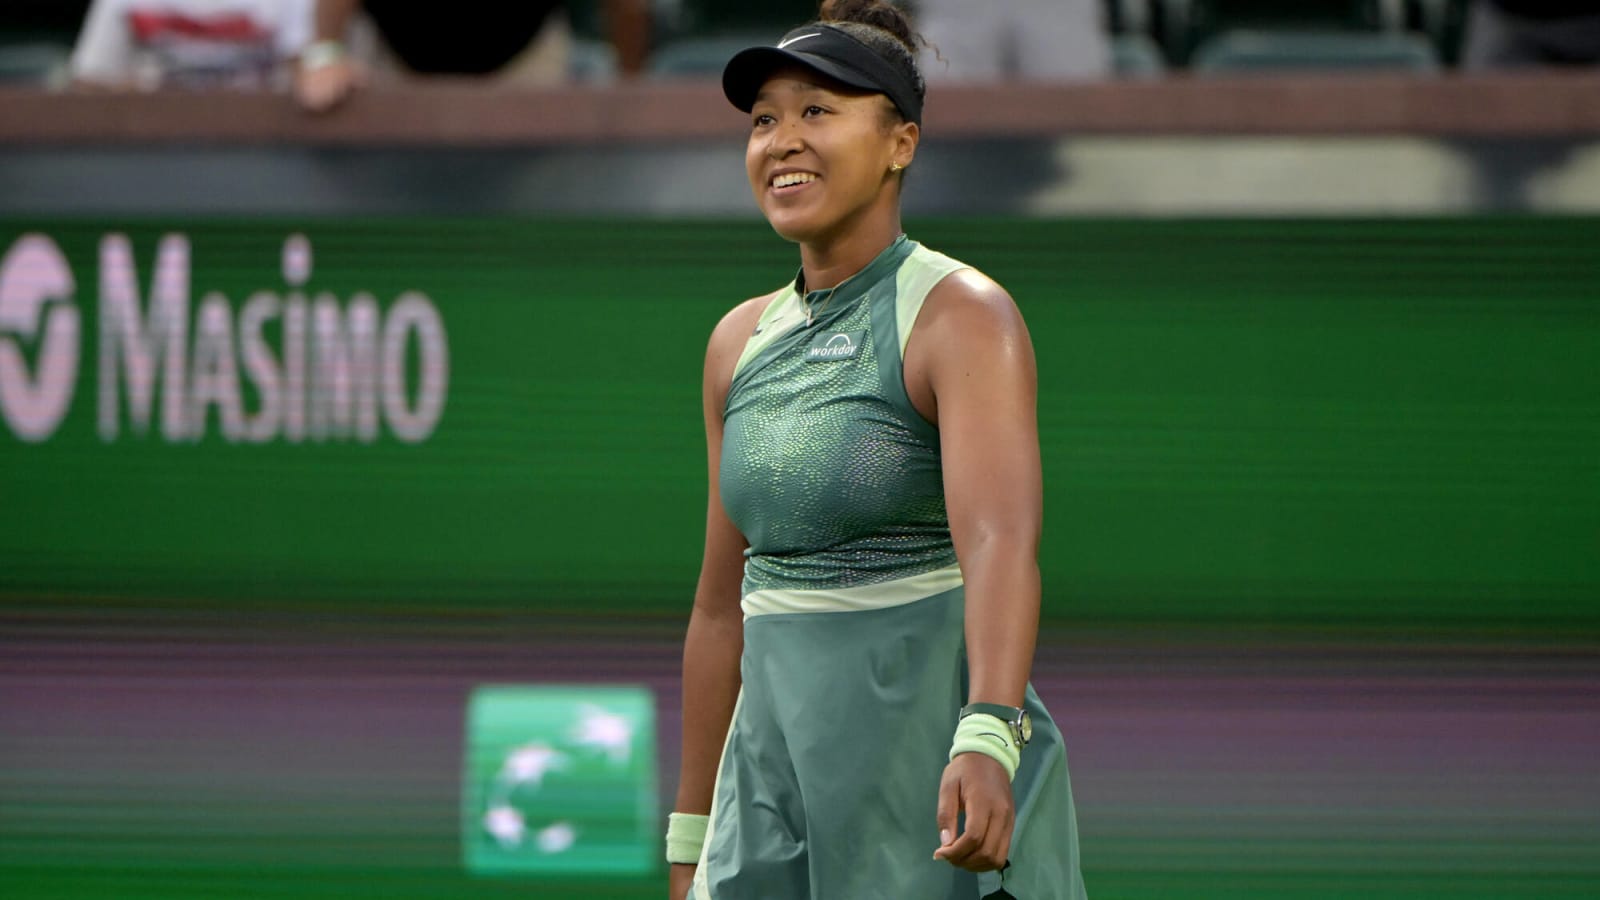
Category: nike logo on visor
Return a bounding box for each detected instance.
[777,33,821,49]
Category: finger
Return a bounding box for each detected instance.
[956,809,998,871]
[330,70,356,103]
[307,69,357,111]
[932,827,982,864]
[306,77,341,113]
[966,795,1011,870]
[934,771,960,851]
[953,785,1011,871]
[937,798,989,866]
[977,809,1013,872]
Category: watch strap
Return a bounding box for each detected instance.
[960,702,1029,747]
[960,702,1025,722]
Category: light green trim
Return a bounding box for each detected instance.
[740,563,963,618]
[691,688,742,900]
[666,812,709,864]
[731,286,805,379]
[894,245,969,357]
[949,712,1019,781]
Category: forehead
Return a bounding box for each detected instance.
[753,66,876,104]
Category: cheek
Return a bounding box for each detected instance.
[745,140,766,189]
[825,138,879,196]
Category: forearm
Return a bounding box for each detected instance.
[313,0,362,42]
[604,0,651,77]
[961,536,1040,708]
[674,601,743,813]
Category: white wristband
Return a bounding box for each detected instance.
[948,712,1020,782]
[299,39,347,72]
[665,811,709,864]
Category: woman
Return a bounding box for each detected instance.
[669,3,1087,898]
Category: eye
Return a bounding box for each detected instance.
[752,113,775,128]
[803,105,827,117]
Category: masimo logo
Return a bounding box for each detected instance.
[0,236,79,441]
[0,232,448,444]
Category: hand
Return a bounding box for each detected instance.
[932,752,1014,871]
[294,58,365,113]
[668,862,696,900]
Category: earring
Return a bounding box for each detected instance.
[890,162,905,173]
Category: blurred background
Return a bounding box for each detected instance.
[1,1,1597,898]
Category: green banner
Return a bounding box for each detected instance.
[2,218,1596,624]
[462,685,657,876]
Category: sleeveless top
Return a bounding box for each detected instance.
[719,235,968,612]
[704,237,1091,900]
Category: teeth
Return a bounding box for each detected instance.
[772,172,818,188]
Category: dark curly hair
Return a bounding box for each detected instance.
[817,0,926,124]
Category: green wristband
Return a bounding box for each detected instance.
[948,713,1020,781]
[665,811,709,864]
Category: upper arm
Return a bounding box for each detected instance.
[694,294,770,613]
[911,271,1042,553]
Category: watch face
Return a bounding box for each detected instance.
[1018,711,1033,745]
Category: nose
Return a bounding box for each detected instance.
[766,120,804,160]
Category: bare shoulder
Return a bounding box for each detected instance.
[903,267,1033,421]
[710,292,776,351]
[917,267,1029,347]
[704,290,781,397]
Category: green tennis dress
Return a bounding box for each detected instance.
[692,235,1087,900]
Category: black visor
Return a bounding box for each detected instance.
[722,24,923,125]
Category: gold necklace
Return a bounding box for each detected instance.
[803,285,837,327]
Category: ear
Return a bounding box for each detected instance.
[890,120,919,170]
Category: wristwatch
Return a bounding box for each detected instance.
[959,702,1032,748]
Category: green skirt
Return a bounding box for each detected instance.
[692,587,1088,899]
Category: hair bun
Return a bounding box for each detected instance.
[819,0,917,52]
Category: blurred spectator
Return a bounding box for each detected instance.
[70,0,313,90]
[675,0,818,32]
[295,0,650,113]
[1463,1,1600,68]
[917,0,1111,81]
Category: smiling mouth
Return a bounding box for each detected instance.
[770,172,819,192]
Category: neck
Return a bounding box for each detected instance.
[797,204,904,292]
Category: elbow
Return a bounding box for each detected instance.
[960,520,1041,563]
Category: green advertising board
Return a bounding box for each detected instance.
[462,685,658,876]
[1,218,1596,625]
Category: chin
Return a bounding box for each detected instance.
[762,201,843,244]
[763,212,825,245]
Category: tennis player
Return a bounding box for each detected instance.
[668,2,1088,897]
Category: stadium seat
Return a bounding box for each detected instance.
[568,38,619,83]
[0,40,69,87]
[1160,0,1460,70]
[1406,0,1470,65]
[1105,0,1174,75]
[1191,29,1440,73]
[1112,34,1168,78]
[647,33,770,79]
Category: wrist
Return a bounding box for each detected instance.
[948,712,1020,781]
[299,39,347,72]
[665,811,709,864]
[959,701,1032,747]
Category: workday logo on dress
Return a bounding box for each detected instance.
[805,329,865,362]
